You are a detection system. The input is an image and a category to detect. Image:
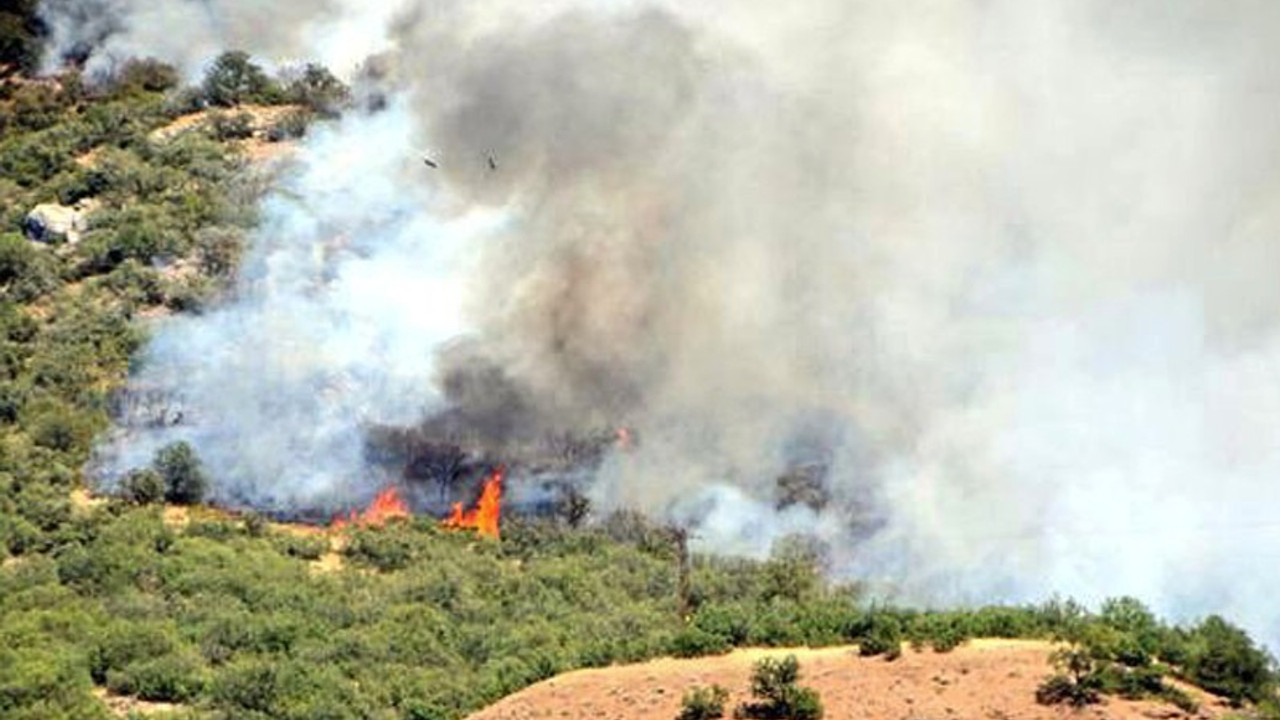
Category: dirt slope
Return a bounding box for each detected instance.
[467,640,1229,720]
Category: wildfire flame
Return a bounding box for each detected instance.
[441,466,503,539]
[331,486,410,531]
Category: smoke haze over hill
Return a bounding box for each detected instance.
[55,0,1280,646]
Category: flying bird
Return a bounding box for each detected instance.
[423,156,438,169]
[487,155,497,171]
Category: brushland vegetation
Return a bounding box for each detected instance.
[0,24,1277,720]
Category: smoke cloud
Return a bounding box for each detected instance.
[63,0,1280,646]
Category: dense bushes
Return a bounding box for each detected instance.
[3,493,1280,720]
[1034,602,1276,712]
[1180,615,1274,706]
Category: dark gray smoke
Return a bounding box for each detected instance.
[62,0,1280,646]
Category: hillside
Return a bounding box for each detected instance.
[0,25,1278,720]
[468,641,1231,720]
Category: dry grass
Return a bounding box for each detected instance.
[93,687,187,718]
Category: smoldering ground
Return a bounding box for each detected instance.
[60,0,1280,645]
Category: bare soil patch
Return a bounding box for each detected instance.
[93,687,186,718]
[467,640,1230,720]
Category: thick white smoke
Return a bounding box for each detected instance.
[94,100,502,511]
[60,0,1280,646]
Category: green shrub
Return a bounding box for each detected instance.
[27,401,97,452]
[112,58,181,96]
[693,604,752,646]
[281,63,349,116]
[120,469,165,505]
[671,626,731,658]
[243,512,267,538]
[211,660,277,714]
[273,533,328,561]
[857,613,903,659]
[152,441,207,505]
[184,520,236,541]
[1036,646,1102,707]
[90,623,177,684]
[736,655,824,720]
[344,527,415,571]
[206,111,254,141]
[266,107,313,142]
[679,684,729,720]
[201,51,279,107]
[106,654,205,702]
[0,233,58,302]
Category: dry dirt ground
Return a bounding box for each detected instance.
[93,687,185,718]
[467,640,1233,720]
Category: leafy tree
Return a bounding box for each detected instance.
[762,535,826,603]
[282,62,349,116]
[200,51,276,107]
[1183,615,1276,705]
[111,58,180,95]
[1036,645,1102,707]
[152,441,207,504]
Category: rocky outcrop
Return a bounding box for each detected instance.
[22,200,96,244]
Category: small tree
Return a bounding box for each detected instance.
[1036,645,1102,707]
[153,441,207,504]
[121,468,165,505]
[283,63,349,117]
[113,57,180,95]
[736,655,824,720]
[201,51,275,107]
[679,685,729,720]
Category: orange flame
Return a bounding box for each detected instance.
[441,466,503,539]
[331,486,410,531]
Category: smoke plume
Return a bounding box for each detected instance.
[61,0,1280,646]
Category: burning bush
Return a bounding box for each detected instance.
[330,486,409,531]
[440,466,503,539]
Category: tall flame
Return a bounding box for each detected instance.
[331,486,410,531]
[441,466,503,539]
